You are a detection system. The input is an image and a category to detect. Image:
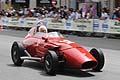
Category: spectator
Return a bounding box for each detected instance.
[112,7,120,21]
[111,8,118,19]
[100,8,109,20]
[75,10,81,20]
[86,9,91,19]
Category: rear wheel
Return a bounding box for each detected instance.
[89,48,105,71]
[11,41,25,66]
[44,51,58,75]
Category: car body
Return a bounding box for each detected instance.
[11,30,105,75]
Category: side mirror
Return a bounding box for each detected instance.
[42,37,48,42]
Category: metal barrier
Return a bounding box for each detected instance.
[1,17,120,34]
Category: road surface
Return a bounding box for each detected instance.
[0,29,120,80]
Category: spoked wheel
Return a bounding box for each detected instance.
[11,41,25,66]
[44,51,58,75]
[89,48,105,71]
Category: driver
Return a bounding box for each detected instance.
[25,20,48,38]
[36,21,48,33]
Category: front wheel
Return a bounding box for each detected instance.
[44,50,58,75]
[89,48,105,71]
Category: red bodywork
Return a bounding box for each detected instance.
[22,32,97,69]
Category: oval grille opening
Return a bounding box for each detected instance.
[82,61,97,69]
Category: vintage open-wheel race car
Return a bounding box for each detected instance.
[11,30,105,75]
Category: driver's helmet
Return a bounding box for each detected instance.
[36,20,47,33]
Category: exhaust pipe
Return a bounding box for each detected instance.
[20,56,42,61]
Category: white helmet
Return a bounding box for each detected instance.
[36,21,47,33]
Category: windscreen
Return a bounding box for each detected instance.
[48,32,64,38]
[33,32,64,38]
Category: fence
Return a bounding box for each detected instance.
[1,17,120,34]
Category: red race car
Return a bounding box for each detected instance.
[11,31,105,75]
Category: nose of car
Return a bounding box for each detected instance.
[63,47,98,69]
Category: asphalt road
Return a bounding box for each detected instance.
[0,29,120,80]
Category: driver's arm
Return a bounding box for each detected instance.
[25,27,36,38]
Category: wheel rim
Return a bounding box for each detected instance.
[45,55,52,72]
[12,45,19,63]
[13,50,18,63]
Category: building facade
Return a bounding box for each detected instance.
[0,0,119,11]
[0,0,11,10]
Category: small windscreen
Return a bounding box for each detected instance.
[48,32,64,38]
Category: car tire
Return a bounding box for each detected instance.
[11,41,25,66]
[44,50,58,75]
[89,48,105,71]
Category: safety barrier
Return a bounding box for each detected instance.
[1,17,120,34]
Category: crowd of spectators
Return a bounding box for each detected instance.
[0,6,120,21]
[111,7,120,20]
[0,6,82,20]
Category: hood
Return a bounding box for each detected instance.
[56,39,81,50]
[49,39,97,69]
